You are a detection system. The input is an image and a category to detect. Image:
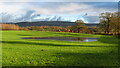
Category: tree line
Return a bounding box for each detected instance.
[0,12,120,35]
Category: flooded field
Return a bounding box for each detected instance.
[22,37,99,42]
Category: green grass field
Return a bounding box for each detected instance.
[1,31,119,66]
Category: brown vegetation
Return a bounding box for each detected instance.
[99,12,120,35]
[26,26,71,32]
[0,24,19,30]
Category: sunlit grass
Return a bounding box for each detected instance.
[2,31,119,66]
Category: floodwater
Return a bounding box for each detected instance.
[21,37,99,42]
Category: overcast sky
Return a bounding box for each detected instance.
[0,1,118,23]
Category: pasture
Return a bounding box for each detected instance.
[1,31,119,66]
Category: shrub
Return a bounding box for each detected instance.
[0,24,19,30]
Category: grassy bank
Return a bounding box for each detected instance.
[2,31,119,66]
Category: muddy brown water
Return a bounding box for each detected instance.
[21,37,99,42]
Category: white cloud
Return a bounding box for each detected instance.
[57,3,91,14]
[0,2,118,23]
[31,3,94,15]
[0,2,28,14]
[31,2,116,16]
[0,2,117,15]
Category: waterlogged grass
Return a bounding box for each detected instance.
[2,31,119,66]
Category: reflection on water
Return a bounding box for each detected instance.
[21,37,99,42]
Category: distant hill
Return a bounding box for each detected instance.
[85,23,99,27]
[2,21,99,27]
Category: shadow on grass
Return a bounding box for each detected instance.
[98,36,119,44]
[17,34,33,36]
[2,41,117,47]
[51,32,93,37]
[53,52,118,66]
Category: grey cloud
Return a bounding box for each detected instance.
[14,10,36,22]
[1,2,117,23]
[1,12,14,22]
[0,10,68,23]
[0,0,118,2]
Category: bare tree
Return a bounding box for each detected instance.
[99,12,120,35]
